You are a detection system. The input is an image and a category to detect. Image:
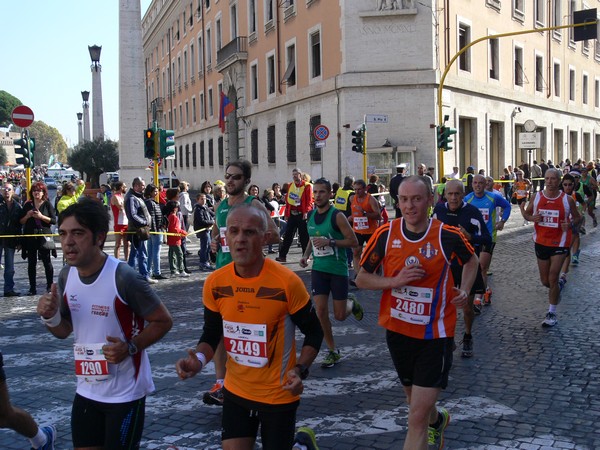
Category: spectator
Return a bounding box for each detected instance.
[144,184,166,280]
[193,192,215,271]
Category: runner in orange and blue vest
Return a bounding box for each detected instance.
[356,175,478,450]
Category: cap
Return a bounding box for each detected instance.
[396,164,406,169]
[467,166,475,171]
[569,170,581,177]
[214,180,225,186]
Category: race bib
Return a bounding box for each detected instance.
[539,209,559,228]
[219,227,230,253]
[390,285,434,325]
[353,216,369,231]
[223,320,268,368]
[74,343,111,383]
[478,208,490,223]
[312,238,334,257]
[288,192,300,206]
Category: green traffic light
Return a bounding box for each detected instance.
[160,129,175,158]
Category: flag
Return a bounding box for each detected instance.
[219,92,235,133]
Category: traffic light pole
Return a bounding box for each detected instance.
[436,19,598,182]
[24,129,31,200]
[152,121,160,200]
[362,116,367,181]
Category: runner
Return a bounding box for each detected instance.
[558,173,585,289]
[465,174,511,304]
[299,178,362,368]
[432,179,491,358]
[356,176,478,450]
[520,168,581,327]
[349,179,380,285]
[175,204,323,450]
[206,160,280,406]
[511,170,532,225]
[36,199,173,449]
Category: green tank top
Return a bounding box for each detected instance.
[307,207,348,276]
[215,196,255,268]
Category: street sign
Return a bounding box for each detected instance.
[315,140,326,148]
[313,125,330,141]
[519,132,541,149]
[11,105,34,128]
[365,114,388,124]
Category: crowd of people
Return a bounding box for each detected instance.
[0,156,598,450]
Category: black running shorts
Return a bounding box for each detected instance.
[311,270,349,300]
[386,331,454,389]
[534,243,569,260]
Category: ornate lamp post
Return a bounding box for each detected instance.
[81,91,91,141]
[89,45,105,140]
[77,112,83,144]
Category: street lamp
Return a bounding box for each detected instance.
[77,112,83,145]
[89,45,102,71]
[81,91,91,141]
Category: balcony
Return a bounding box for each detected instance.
[216,36,248,73]
[149,97,164,113]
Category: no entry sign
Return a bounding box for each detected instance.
[12,105,35,128]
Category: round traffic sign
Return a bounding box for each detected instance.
[313,124,329,141]
[12,105,35,128]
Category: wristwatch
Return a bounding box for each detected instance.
[295,363,309,380]
[329,239,336,247]
[127,340,139,356]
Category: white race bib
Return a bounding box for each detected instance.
[74,343,111,383]
[223,320,268,368]
[390,285,434,325]
[219,226,230,253]
[353,216,369,231]
[312,238,334,257]
[539,209,559,228]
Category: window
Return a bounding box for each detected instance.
[267,54,276,95]
[595,79,599,108]
[283,44,296,86]
[583,74,588,104]
[183,11,187,34]
[216,18,222,51]
[198,36,204,73]
[192,142,197,167]
[265,0,274,23]
[185,101,190,126]
[179,105,183,128]
[569,68,575,101]
[309,115,321,162]
[251,129,258,164]
[192,97,197,122]
[568,0,576,43]
[535,0,545,25]
[218,136,224,165]
[208,139,214,166]
[231,4,238,39]
[489,38,499,80]
[513,0,525,21]
[184,50,188,84]
[251,63,258,100]
[177,56,182,87]
[310,30,321,78]
[200,141,205,166]
[553,62,561,97]
[267,125,276,163]
[535,55,544,93]
[178,145,183,167]
[514,47,524,87]
[249,0,257,35]
[208,87,214,116]
[174,108,178,129]
[207,28,212,67]
[185,144,190,168]
[286,120,296,162]
[190,43,195,78]
[552,0,562,30]
[458,23,471,72]
[200,92,205,119]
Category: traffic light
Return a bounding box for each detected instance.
[29,138,35,166]
[14,137,33,167]
[351,127,364,153]
[144,129,157,159]
[437,126,446,150]
[443,127,457,151]
[159,129,175,158]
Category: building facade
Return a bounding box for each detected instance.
[141,0,600,189]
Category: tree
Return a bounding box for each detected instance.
[0,145,7,166]
[0,91,22,128]
[68,139,119,188]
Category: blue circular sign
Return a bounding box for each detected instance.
[314,125,329,141]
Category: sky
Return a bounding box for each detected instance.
[1,0,152,148]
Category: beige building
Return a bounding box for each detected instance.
[141,0,600,189]
[0,131,23,166]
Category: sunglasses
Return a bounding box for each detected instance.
[224,173,244,181]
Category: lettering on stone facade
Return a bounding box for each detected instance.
[361,24,416,35]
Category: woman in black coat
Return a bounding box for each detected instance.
[19,181,56,295]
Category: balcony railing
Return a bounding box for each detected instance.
[216,36,248,72]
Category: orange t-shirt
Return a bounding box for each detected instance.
[360,218,474,339]
[532,191,572,247]
[351,193,379,234]
[203,259,310,405]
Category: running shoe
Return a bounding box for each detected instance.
[348,293,364,321]
[461,334,473,358]
[483,288,492,306]
[558,274,567,292]
[428,407,450,450]
[571,255,579,266]
[580,226,587,235]
[473,298,482,315]
[293,426,319,450]
[593,218,598,227]
[542,312,558,328]
[34,425,56,450]
[349,278,357,288]
[321,349,341,368]
[202,381,224,406]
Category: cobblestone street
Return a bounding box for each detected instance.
[0,205,598,449]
